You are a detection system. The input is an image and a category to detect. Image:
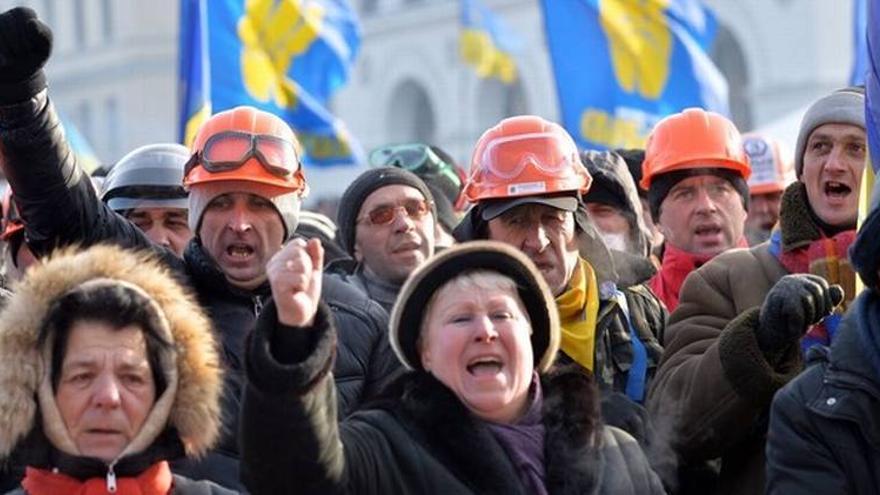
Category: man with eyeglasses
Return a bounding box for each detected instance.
[331,167,437,313]
[0,7,399,490]
[369,143,466,248]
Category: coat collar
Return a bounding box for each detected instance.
[778,182,825,251]
[381,363,602,495]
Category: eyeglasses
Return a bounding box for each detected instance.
[357,199,432,226]
[369,144,462,189]
[184,131,305,185]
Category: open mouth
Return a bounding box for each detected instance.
[467,356,503,376]
[226,243,255,259]
[824,181,852,198]
[694,225,722,237]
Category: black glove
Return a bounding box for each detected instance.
[756,274,845,355]
[0,7,53,104]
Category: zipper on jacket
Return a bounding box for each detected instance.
[106,461,117,493]
[253,296,264,317]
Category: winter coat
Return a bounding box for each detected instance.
[766,291,880,494]
[645,183,839,494]
[0,90,400,489]
[239,301,666,495]
[0,245,234,495]
[452,201,667,402]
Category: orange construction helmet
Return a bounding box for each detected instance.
[742,133,794,195]
[462,115,591,203]
[184,106,307,195]
[640,108,750,190]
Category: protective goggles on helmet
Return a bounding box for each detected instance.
[478,132,581,180]
[185,131,305,187]
[357,198,432,226]
[369,144,462,189]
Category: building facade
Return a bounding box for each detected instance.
[0,0,858,201]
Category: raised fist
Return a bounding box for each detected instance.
[266,238,324,328]
[0,7,53,102]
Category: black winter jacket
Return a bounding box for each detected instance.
[240,302,666,495]
[766,291,880,494]
[0,91,400,489]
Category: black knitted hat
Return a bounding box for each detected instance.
[390,241,560,373]
[647,168,750,223]
[336,167,436,255]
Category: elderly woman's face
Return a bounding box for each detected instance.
[55,321,156,462]
[419,279,534,424]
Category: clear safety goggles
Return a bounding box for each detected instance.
[476,132,580,181]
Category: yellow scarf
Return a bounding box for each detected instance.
[555,258,600,371]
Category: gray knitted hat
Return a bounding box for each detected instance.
[794,86,865,177]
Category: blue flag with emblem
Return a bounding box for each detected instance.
[459,0,521,84]
[178,0,363,167]
[540,0,728,151]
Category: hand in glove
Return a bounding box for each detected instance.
[0,7,53,103]
[756,274,844,356]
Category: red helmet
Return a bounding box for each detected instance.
[463,115,591,203]
[184,106,307,194]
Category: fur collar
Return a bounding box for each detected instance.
[381,363,602,494]
[779,182,826,251]
[0,245,223,460]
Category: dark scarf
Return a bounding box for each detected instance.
[486,374,547,495]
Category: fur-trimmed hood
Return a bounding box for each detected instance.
[0,244,223,461]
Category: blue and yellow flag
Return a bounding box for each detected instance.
[540,0,728,150]
[860,0,879,226]
[178,0,364,167]
[178,0,211,147]
[459,0,520,84]
[58,114,100,174]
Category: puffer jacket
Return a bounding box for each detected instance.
[767,291,880,494]
[645,182,851,495]
[0,245,234,494]
[239,301,666,495]
[0,89,400,490]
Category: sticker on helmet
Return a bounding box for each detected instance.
[508,182,547,195]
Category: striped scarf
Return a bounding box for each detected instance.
[768,227,857,352]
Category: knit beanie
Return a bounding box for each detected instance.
[188,180,302,240]
[390,240,560,372]
[336,167,436,255]
[647,168,750,223]
[794,86,865,177]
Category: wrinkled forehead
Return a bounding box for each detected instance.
[807,122,866,143]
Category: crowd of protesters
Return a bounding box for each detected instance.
[0,5,876,495]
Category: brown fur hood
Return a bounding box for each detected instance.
[0,245,223,460]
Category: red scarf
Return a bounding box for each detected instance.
[21,461,173,495]
[650,240,747,312]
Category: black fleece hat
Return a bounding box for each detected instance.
[614,148,647,195]
[390,240,560,372]
[647,168,750,223]
[336,167,436,255]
